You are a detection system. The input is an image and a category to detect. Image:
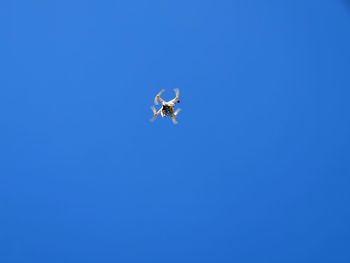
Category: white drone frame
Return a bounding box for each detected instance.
[150,88,181,124]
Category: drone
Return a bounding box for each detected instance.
[150,88,181,124]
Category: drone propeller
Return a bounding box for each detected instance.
[151,106,157,114]
[171,116,178,124]
[174,88,180,99]
[174,108,182,116]
[154,89,165,105]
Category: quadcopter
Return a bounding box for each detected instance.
[150,88,181,124]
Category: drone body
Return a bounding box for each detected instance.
[150,89,181,124]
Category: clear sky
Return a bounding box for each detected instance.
[1,1,350,262]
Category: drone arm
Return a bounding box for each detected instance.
[150,106,162,122]
[154,89,166,105]
[169,88,180,104]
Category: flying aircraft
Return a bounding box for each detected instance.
[150,88,181,124]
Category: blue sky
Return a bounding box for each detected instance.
[1,1,350,262]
